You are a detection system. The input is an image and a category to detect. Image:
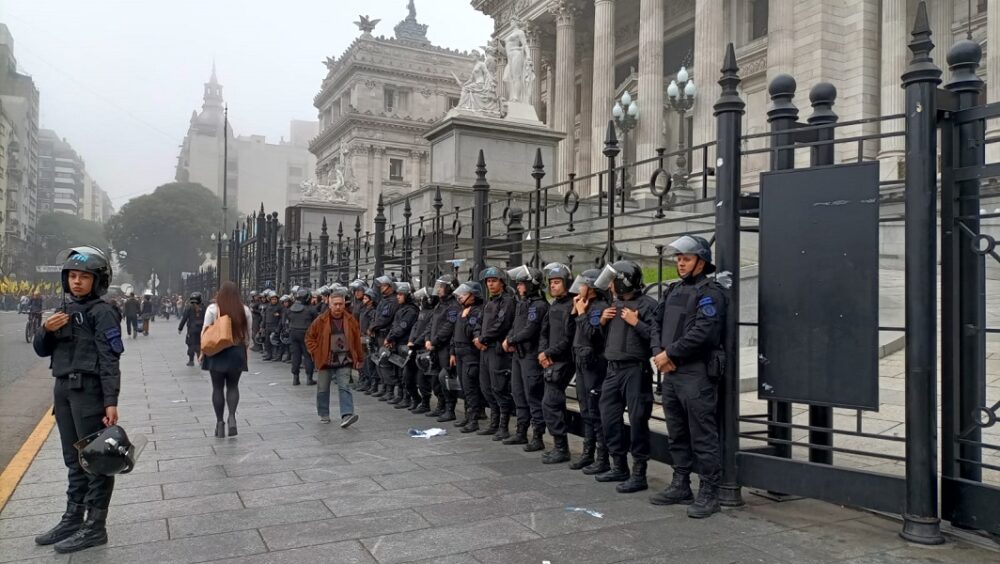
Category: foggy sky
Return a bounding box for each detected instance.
[0,0,492,208]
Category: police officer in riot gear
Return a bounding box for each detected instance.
[451,282,485,432]
[649,235,726,518]
[426,274,461,421]
[474,266,516,440]
[248,291,263,351]
[370,275,400,399]
[387,282,419,407]
[538,263,576,463]
[359,288,380,393]
[33,246,123,554]
[349,279,367,320]
[407,287,435,412]
[569,269,611,474]
[277,294,293,362]
[503,265,547,448]
[177,292,205,366]
[595,260,658,493]
[285,287,319,386]
[262,292,282,361]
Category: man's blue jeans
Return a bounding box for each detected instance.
[317,367,354,418]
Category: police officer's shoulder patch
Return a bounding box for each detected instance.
[447,309,458,322]
[469,315,478,325]
[701,304,717,318]
[589,309,601,327]
[498,309,505,320]
[527,305,537,321]
[104,327,124,354]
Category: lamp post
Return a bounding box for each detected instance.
[611,90,638,197]
[210,231,229,290]
[666,65,696,189]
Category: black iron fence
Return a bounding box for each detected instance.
[180,1,1000,544]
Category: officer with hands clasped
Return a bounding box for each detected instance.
[474,266,516,440]
[425,274,461,421]
[370,275,400,399]
[502,265,547,448]
[568,268,611,474]
[451,281,485,432]
[32,246,124,554]
[538,262,576,464]
[649,235,726,519]
[594,260,658,493]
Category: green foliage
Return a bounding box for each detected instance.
[105,182,237,290]
[35,212,110,262]
[642,264,678,285]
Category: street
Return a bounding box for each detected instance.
[0,311,55,473]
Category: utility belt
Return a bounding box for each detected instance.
[59,372,97,390]
[607,359,645,369]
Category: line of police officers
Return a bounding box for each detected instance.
[242,234,727,518]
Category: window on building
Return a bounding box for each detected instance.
[978,0,987,14]
[384,87,396,113]
[750,0,769,40]
[389,158,404,181]
[398,90,409,112]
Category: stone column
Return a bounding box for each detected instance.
[372,146,384,219]
[637,0,664,186]
[931,0,954,82]
[988,2,1000,163]
[552,0,578,179]
[544,58,556,126]
[591,0,616,178]
[878,0,907,178]
[526,23,544,121]
[578,38,594,192]
[410,150,421,193]
[692,0,724,150]
[766,0,796,81]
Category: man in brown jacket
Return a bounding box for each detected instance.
[306,288,364,427]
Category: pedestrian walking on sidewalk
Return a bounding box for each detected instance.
[177,292,204,366]
[305,287,362,428]
[32,246,123,554]
[202,281,253,438]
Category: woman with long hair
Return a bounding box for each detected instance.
[202,281,253,438]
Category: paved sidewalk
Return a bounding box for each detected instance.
[0,328,996,563]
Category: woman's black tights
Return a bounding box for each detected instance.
[210,370,241,422]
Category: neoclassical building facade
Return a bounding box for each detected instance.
[470,0,993,190]
[309,4,476,222]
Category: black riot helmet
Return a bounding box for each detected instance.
[319,285,332,297]
[454,281,483,302]
[594,260,644,296]
[569,268,608,299]
[374,274,396,294]
[395,281,413,298]
[189,292,203,305]
[543,262,573,285]
[59,246,112,297]
[666,235,716,275]
[478,265,508,287]
[507,265,543,296]
[413,287,437,308]
[295,287,311,303]
[434,274,459,297]
[362,287,379,304]
[349,279,367,293]
[74,425,145,476]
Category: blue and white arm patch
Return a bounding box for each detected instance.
[104,328,124,355]
[527,305,538,322]
[589,310,601,327]
[699,296,717,318]
[447,309,459,323]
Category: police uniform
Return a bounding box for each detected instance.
[177,302,205,364]
[386,299,419,405]
[539,293,576,461]
[407,302,434,411]
[427,293,461,419]
[285,301,318,385]
[359,301,378,392]
[572,297,610,473]
[262,301,283,360]
[452,298,484,432]
[476,289,516,437]
[370,293,400,397]
[249,298,263,351]
[651,273,725,509]
[505,294,547,446]
[598,292,658,491]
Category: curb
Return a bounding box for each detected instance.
[0,407,55,512]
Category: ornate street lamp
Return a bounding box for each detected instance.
[612,90,638,194]
[210,231,229,290]
[666,65,696,189]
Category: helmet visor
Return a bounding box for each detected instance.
[454,282,474,297]
[507,265,531,282]
[57,245,107,264]
[666,235,702,259]
[593,264,619,291]
[568,274,591,295]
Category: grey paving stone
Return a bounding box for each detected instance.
[156,449,281,472]
[835,543,998,564]
[69,529,266,564]
[161,470,302,499]
[323,483,472,517]
[240,476,383,508]
[168,500,333,538]
[0,485,162,519]
[100,466,228,489]
[222,454,350,477]
[619,540,790,564]
[0,519,168,563]
[209,540,378,564]
[260,509,429,551]
[413,489,567,527]
[471,522,669,564]
[410,449,532,470]
[508,498,676,538]
[108,492,244,525]
[740,516,907,563]
[371,466,502,491]
[293,459,421,483]
[451,474,569,499]
[361,517,538,564]
[211,435,321,455]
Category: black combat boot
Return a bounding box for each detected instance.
[461,410,481,433]
[371,383,387,398]
[186,354,195,367]
[378,384,394,401]
[477,409,499,436]
[453,407,470,427]
[292,373,301,386]
[649,472,694,506]
[393,392,412,409]
[492,414,511,441]
[616,460,648,493]
[687,482,721,518]
[595,455,630,482]
[541,434,571,464]
[360,380,372,394]
[568,439,595,470]
[34,501,85,545]
[413,397,431,414]
[426,396,444,417]
[386,387,403,405]
[53,507,108,554]
[436,403,456,422]
[502,422,529,445]
[305,373,316,386]
[582,441,611,475]
[523,426,545,452]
